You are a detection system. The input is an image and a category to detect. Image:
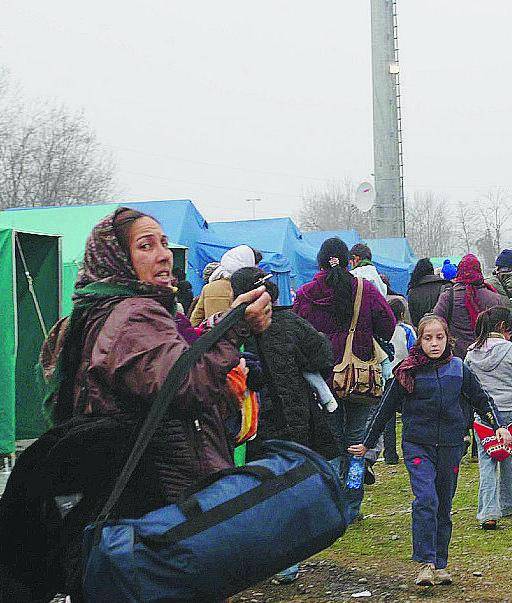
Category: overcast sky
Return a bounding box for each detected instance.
[1,1,511,223]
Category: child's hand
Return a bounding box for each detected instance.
[496,427,512,447]
[347,444,368,457]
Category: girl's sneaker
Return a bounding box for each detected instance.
[415,563,435,586]
[435,568,453,585]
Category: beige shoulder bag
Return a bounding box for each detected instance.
[332,278,388,404]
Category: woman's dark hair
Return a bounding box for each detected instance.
[408,258,434,292]
[474,306,512,349]
[231,266,279,303]
[113,208,155,256]
[317,237,353,327]
[389,297,406,322]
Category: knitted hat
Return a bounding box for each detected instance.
[441,259,457,281]
[496,249,512,269]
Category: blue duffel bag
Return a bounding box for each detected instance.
[83,439,346,602]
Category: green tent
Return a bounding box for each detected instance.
[0,228,61,452]
[0,204,188,315]
[0,205,188,449]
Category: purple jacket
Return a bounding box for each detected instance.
[433,282,504,358]
[293,271,396,364]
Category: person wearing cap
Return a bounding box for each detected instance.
[441,259,457,283]
[487,250,512,309]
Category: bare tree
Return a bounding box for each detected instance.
[454,201,479,254]
[0,69,116,209]
[299,179,372,237]
[405,192,455,257]
[476,188,512,255]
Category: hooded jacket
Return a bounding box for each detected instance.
[293,271,395,364]
[465,338,512,412]
[350,264,387,297]
[407,274,448,327]
[433,283,504,358]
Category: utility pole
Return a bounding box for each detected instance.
[370,0,405,237]
[246,198,260,220]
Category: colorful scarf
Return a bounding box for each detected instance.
[393,345,453,394]
[40,208,176,423]
[454,254,497,328]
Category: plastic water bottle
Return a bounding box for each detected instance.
[346,456,365,489]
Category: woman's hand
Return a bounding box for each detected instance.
[496,427,512,447]
[347,444,368,457]
[232,286,272,334]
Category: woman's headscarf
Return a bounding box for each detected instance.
[41,207,175,423]
[454,254,497,328]
[208,245,256,283]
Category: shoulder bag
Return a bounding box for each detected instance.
[332,278,388,404]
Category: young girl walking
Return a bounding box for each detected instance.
[465,306,512,530]
[349,314,511,587]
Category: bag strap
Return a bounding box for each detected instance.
[447,285,454,325]
[339,277,363,365]
[93,303,248,539]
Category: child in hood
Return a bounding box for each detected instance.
[466,306,512,530]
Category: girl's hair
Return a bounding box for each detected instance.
[317,237,353,327]
[408,258,434,292]
[473,306,512,349]
[389,297,406,322]
[231,266,279,303]
[113,208,155,255]
[415,314,453,349]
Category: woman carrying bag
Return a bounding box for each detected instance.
[293,237,395,523]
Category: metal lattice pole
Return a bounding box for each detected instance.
[370,0,405,237]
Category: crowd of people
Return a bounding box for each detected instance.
[3,206,512,599]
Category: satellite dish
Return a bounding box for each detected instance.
[355,180,376,212]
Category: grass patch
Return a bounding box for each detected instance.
[323,455,512,601]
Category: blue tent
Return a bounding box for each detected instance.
[365,237,417,265]
[210,218,318,288]
[302,229,361,250]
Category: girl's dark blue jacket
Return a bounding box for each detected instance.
[363,357,505,448]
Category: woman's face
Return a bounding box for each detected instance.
[420,320,447,359]
[128,217,173,286]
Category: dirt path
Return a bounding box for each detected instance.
[233,558,510,603]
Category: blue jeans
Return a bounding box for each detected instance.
[476,411,512,521]
[403,442,464,569]
[331,400,372,524]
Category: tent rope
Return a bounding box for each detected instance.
[15,233,49,339]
